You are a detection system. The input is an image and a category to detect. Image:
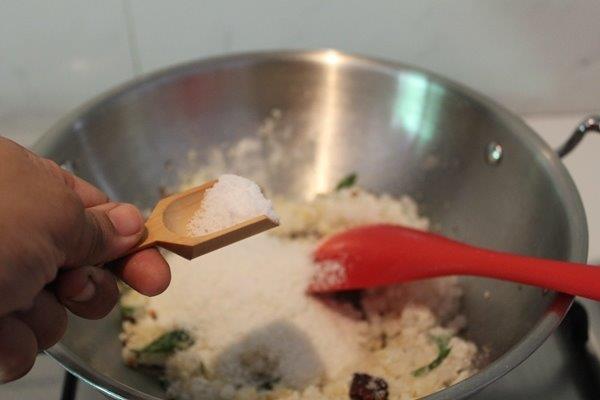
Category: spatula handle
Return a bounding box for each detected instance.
[314,225,600,300]
[417,232,600,300]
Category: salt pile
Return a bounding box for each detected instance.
[150,235,367,390]
[186,174,279,236]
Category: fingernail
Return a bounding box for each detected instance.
[70,268,104,303]
[70,279,95,302]
[108,204,143,236]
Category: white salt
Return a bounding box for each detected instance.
[186,174,279,236]
[150,235,367,388]
[310,261,347,291]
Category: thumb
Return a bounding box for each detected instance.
[66,203,145,266]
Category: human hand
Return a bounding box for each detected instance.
[0,137,171,382]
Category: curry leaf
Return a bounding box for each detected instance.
[120,306,136,320]
[412,336,452,377]
[335,173,357,191]
[136,330,194,355]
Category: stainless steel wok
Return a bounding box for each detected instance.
[36,50,594,399]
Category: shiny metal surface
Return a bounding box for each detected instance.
[36,50,588,400]
[485,142,503,165]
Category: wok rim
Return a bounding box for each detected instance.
[38,49,588,400]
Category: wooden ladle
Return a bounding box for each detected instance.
[127,180,279,259]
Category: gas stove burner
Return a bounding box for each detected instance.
[562,301,589,347]
[471,300,600,400]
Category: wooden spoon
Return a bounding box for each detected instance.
[310,224,600,301]
[127,180,279,259]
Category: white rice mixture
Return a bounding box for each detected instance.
[120,187,478,400]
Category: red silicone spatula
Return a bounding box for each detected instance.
[309,224,600,300]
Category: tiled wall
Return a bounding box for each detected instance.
[1,0,599,144]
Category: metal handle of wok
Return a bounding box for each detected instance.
[557,115,600,158]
